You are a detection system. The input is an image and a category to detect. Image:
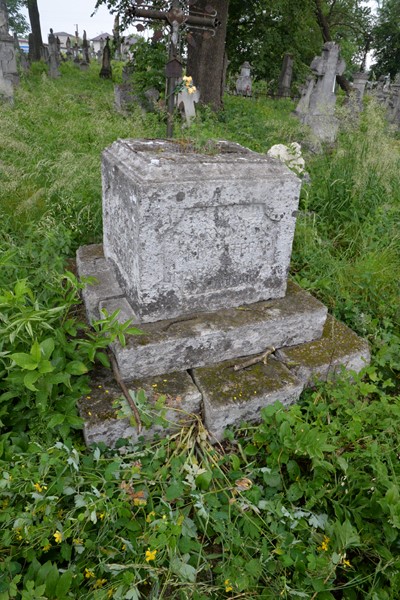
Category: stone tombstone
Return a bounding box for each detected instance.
[351,71,369,108]
[388,77,400,127]
[81,30,90,67]
[0,0,18,102]
[114,63,135,113]
[99,37,112,79]
[48,29,60,78]
[73,41,80,63]
[101,139,301,323]
[65,36,72,60]
[278,53,294,98]
[236,61,252,96]
[177,84,200,125]
[295,42,345,143]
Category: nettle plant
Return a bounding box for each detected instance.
[0,271,141,443]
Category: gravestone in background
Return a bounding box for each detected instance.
[77,139,370,444]
[0,0,19,102]
[177,84,200,125]
[278,53,294,98]
[114,63,135,113]
[295,42,345,143]
[351,72,369,109]
[48,29,60,78]
[236,62,252,96]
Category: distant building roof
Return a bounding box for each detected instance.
[90,33,112,41]
[53,32,74,37]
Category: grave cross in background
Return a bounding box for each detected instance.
[126,0,218,137]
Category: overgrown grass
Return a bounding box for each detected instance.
[0,62,399,599]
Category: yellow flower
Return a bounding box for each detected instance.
[342,559,351,568]
[33,482,43,493]
[98,512,105,520]
[121,544,127,551]
[145,548,157,562]
[84,568,95,579]
[53,530,63,544]
[224,579,233,592]
[188,86,197,94]
[107,589,114,599]
[146,511,156,523]
[318,535,330,552]
[94,578,107,588]
[42,543,51,552]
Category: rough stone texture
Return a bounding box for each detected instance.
[114,83,135,113]
[193,357,304,442]
[0,0,18,102]
[76,244,125,321]
[295,42,345,143]
[91,276,328,380]
[351,72,369,109]
[102,139,301,323]
[236,62,252,96]
[275,314,370,385]
[278,53,294,98]
[79,367,201,447]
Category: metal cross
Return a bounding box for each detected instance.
[126,0,218,137]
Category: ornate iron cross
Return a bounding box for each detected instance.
[126,0,218,137]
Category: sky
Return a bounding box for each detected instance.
[21,0,119,40]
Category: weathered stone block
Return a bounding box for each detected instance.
[76,244,124,321]
[193,357,304,442]
[275,314,370,385]
[79,368,201,447]
[102,139,301,323]
[88,273,328,379]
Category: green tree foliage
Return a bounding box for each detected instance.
[5,0,29,34]
[372,0,400,77]
[226,0,374,90]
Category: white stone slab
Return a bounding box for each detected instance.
[102,139,301,323]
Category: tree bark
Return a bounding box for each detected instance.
[186,0,229,111]
[26,0,43,61]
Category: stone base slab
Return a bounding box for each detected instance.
[193,357,304,442]
[275,314,370,385]
[76,244,328,380]
[79,369,201,447]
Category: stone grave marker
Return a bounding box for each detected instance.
[114,64,135,113]
[278,53,294,98]
[48,29,60,78]
[0,0,19,102]
[236,61,252,96]
[295,42,345,143]
[351,71,369,109]
[177,84,200,125]
[99,38,112,79]
[77,139,370,444]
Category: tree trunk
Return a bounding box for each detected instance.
[26,0,43,61]
[313,0,351,94]
[186,0,229,111]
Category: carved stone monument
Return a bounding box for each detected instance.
[114,64,135,113]
[351,72,369,109]
[0,0,19,102]
[177,84,200,125]
[295,42,345,143]
[77,139,370,444]
[48,29,60,78]
[278,53,294,98]
[236,61,252,96]
[99,38,112,79]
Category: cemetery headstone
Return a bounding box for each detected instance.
[278,53,294,98]
[81,30,90,69]
[99,37,112,79]
[387,75,400,128]
[77,138,370,444]
[48,29,60,78]
[236,61,252,96]
[177,79,200,125]
[351,71,369,109]
[65,36,72,60]
[295,42,345,143]
[73,42,80,63]
[0,0,19,102]
[114,63,135,113]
